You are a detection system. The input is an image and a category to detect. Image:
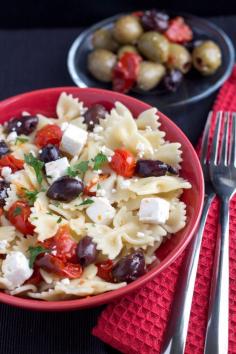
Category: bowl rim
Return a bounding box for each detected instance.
[67,12,235,108]
[0,87,204,311]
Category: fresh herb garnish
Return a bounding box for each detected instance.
[57,216,62,223]
[92,153,108,170]
[67,160,89,177]
[79,199,94,206]
[15,136,29,145]
[28,246,51,268]
[24,190,38,205]
[24,153,44,185]
[13,207,22,216]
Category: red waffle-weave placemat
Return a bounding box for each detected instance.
[93,67,236,354]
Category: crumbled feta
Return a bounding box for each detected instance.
[138,197,170,224]
[96,169,102,174]
[45,157,70,183]
[100,146,114,157]
[0,240,8,250]
[60,122,69,131]
[136,142,145,152]
[93,125,104,133]
[6,131,17,143]
[107,156,112,162]
[1,166,12,182]
[96,188,106,197]
[2,251,33,289]
[51,250,57,256]
[29,150,36,157]
[16,121,22,127]
[22,111,30,116]
[61,278,70,285]
[60,124,88,156]
[120,179,131,189]
[86,197,115,225]
[89,120,93,125]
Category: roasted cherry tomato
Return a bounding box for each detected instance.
[42,225,78,263]
[25,267,42,286]
[131,11,144,17]
[112,52,142,93]
[34,124,63,147]
[110,149,136,177]
[96,259,114,282]
[0,154,24,172]
[165,16,193,44]
[8,200,34,235]
[36,254,82,279]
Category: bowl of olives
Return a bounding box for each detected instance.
[68,10,234,108]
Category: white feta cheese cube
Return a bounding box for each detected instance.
[2,251,33,289]
[86,197,115,225]
[138,197,170,224]
[1,166,12,182]
[45,157,69,183]
[6,131,17,143]
[60,124,88,156]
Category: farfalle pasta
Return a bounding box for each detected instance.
[0,92,191,300]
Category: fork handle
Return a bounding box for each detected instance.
[160,193,215,354]
[204,198,229,354]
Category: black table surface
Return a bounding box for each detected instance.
[0,16,235,354]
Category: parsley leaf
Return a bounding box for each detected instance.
[67,160,89,177]
[15,136,29,145]
[28,246,51,268]
[93,153,108,170]
[79,199,94,206]
[24,153,44,185]
[13,207,22,216]
[24,190,38,205]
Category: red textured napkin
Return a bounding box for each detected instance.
[93,67,236,354]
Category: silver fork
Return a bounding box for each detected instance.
[161,112,216,354]
[204,111,236,354]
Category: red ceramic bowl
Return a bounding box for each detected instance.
[0,87,204,311]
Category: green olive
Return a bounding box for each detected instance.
[88,49,117,82]
[113,15,143,44]
[167,44,192,74]
[117,45,138,59]
[137,31,169,63]
[92,28,119,52]
[137,61,166,91]
[192,40,222,75]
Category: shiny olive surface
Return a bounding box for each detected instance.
[0,181,9,207]
[38,144,62,163]
[137,61,166,91]
[117,45,138,59]
[137,31,169,63]
[112,251,146,283]
[6,115,38,135]
[0,141,9,157]
[84,104,107,131]
[113,15,143,44]
[167,43,192,74]
[77,236,97,266]
[192,40,222,75]
[135,159,178,177]
[46,176,84,202]
[92,28,119,52]
[88,49,117,82]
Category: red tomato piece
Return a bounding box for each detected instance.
[8,200,34,235]
[25,267,42,286]
[36,254,82,279]
[110,149,136,177]
[42,225,78,263]
[112,52,142,93]
[131,11,144,17]
[34,124,62,147]
[0,154,24,172]
[96,260,114,282]
[165,16,193,43]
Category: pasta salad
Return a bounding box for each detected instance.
[0,92,191,301]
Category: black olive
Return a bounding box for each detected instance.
[0,141,9,157]
[46,176,84,202]
[38,144,62,163]
[112,251,146,283]
[77,236,97,266]
[6,115,38,135]
[141,9,169,33]
[163,69,183,92]
[0,181,9,207]
[135,159,178,177]
[84,104,107,131]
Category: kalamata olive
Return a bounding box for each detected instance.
[112,251,146,283]
[135,159,178,177]
[141,9,169,32]
[0,140,9,157]
[46,176,84,202]
[77,236,97,266]
[6,115,38,135]
[83,104,107,131]
[38,144,62,163]
[163,69,183,92]
[0,181,9,207]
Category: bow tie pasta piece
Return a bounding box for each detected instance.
[0,226,16,254]
[136,108,162,131]
[152,142,183,168]
[56,92,87,121]
[163,199,187,233]
[3,184,18,211]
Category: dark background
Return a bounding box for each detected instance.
[1,0,236,28]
